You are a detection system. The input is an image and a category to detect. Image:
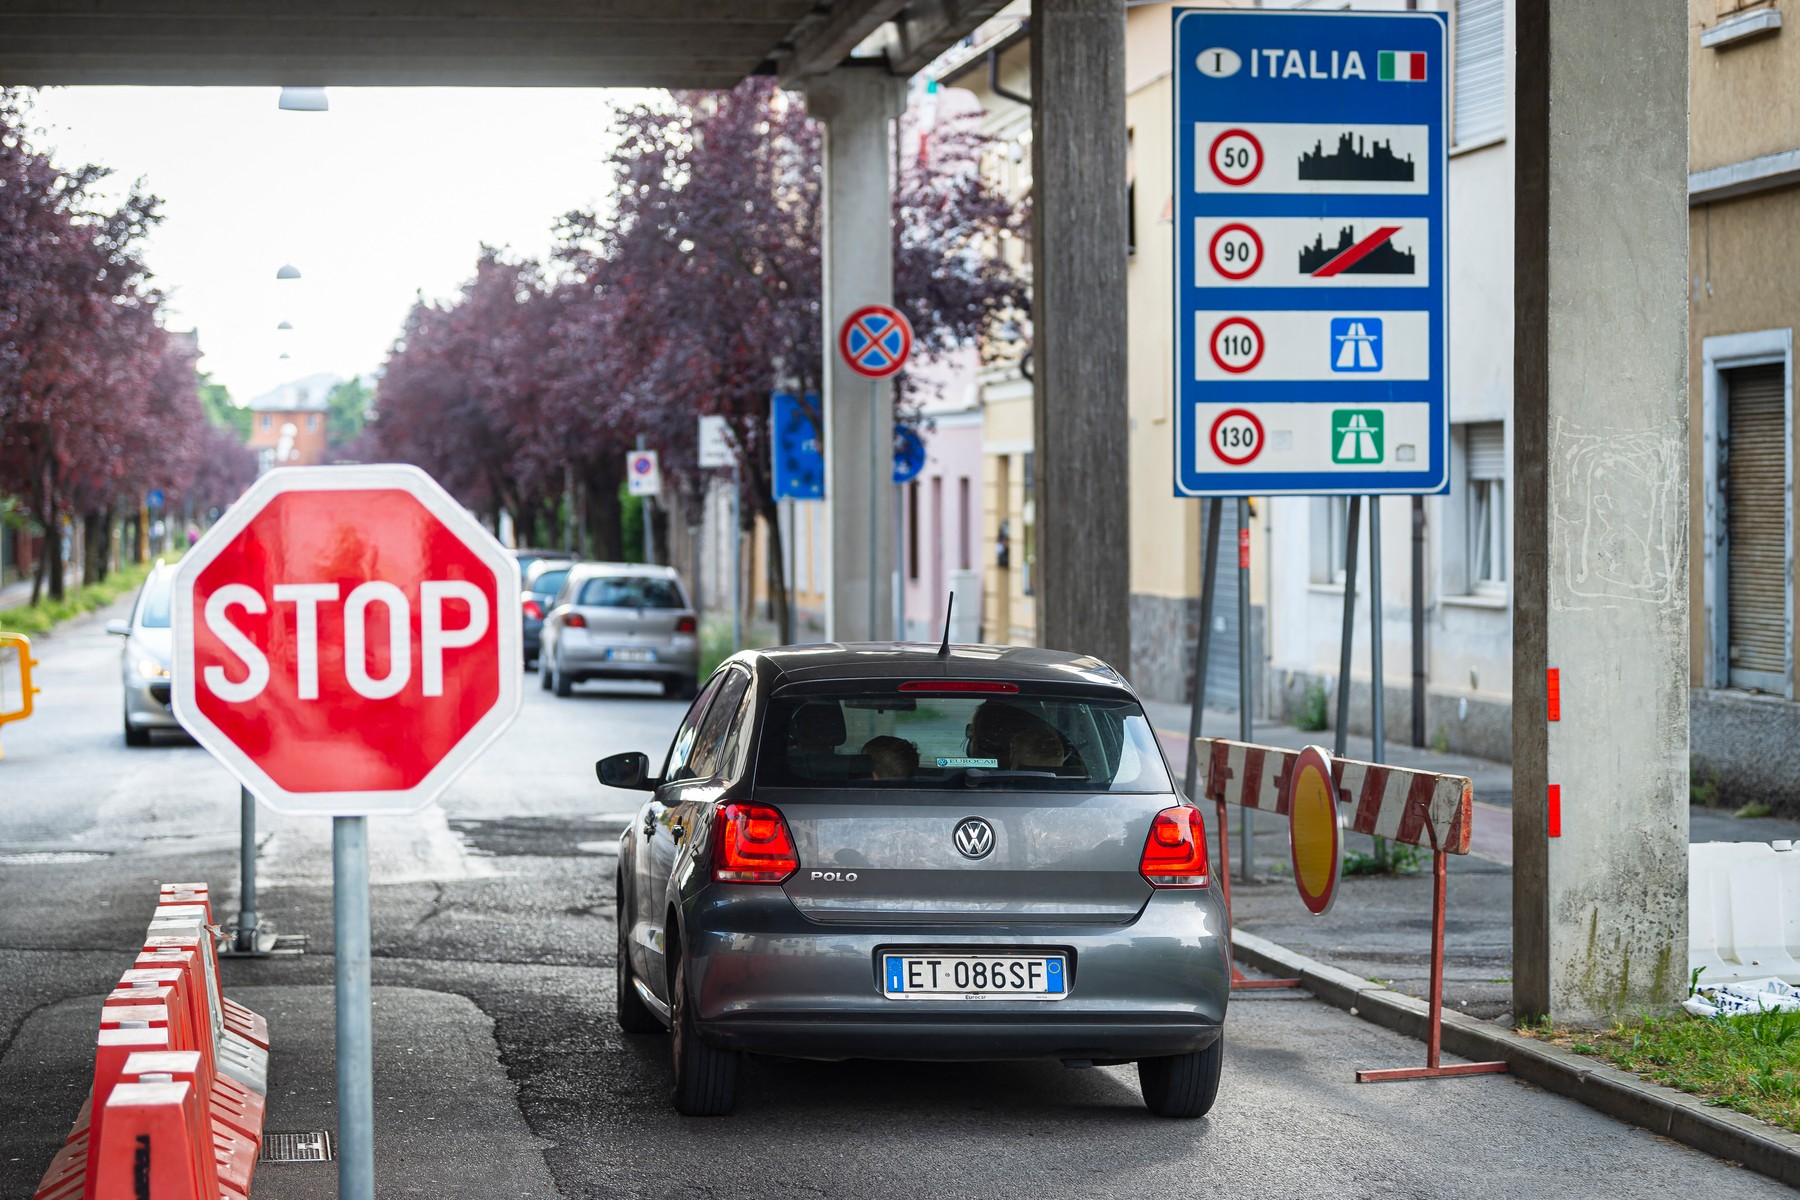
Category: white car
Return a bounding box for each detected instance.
[106,562,178,746]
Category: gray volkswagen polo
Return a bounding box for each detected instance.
[603,644,1229,1118]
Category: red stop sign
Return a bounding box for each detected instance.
[172,466,521,814]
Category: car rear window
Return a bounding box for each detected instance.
[529,568,569,599]
[137,575,173,629]
[578,576,684,609]
[756,692,1172,793]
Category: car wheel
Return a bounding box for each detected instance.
[670,950,738,1116]
[1138,1033,1223,1118]
[539,657,553,691]
[123,716,151,748]
[553,653,574,698]
[615,888,663,1035]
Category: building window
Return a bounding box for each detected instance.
[260,414,271,430]
[306,414,318,431]
[1453,0,1506,147]
[1464,422,1506,594]
[1310,496,1351,585]
[958,476,972,571]
[1721,363,1788,692]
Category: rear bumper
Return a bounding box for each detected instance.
[561,642,698,679]
[683,888,1230,1062]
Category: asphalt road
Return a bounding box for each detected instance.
[0,597,1788,1198]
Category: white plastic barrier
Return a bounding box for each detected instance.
[1690,841,1800,987]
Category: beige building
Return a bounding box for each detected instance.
[1686,0,1800,804]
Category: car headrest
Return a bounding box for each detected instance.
[789,701,847,749]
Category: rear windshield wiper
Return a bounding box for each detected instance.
[962,768,1063,785]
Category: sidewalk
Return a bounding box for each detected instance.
[1142,696,1800,1021]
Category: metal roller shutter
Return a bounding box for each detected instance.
[1454,0,1506,147]
[1466,422,1505,480]
[1724,364,1787,692]
[1202,501,1241,711]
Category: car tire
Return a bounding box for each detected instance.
[615,889,664,1035]
[539,657,553,691]
[553,653,574,698]
[123,717,151,748]
[670,951,738,1116]
[1138,1033,1223,1119]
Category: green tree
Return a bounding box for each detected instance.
[198,373,250,440]
[326,376,371,448]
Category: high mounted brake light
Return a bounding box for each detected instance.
[713,802,799,884]
[897,680,1020,694]
[1139,806,1209,888]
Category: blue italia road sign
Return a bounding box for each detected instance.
[1173,6,1448,497]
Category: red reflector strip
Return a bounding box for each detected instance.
[1548,784,1561,838]
[1238,527,1250,569]
[1546,668,1561,722]
[897,680,1020,693]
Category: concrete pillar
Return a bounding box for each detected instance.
[1513,0,1689,1023]
[806,67,907,644]
[1030,0,1130,675]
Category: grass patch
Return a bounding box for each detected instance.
[698,614,779,679]
[1527,1009,1800,1134]
[0,556,174,637]
[1736,801,1775,820]
[1342,840,1425,876]
[1293,683,1328,732]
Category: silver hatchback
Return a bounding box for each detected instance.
[106,562,179,746]
[539,563,700,699]
[603,644,1229,1118]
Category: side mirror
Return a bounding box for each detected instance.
[596,751,657,791]
[105,620,130,637]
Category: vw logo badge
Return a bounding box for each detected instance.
[953,817,995,860]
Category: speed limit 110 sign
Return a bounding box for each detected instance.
[1173,6,1449,498]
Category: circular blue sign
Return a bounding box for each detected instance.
[892,425,926,484]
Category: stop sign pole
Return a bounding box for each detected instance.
[172,464,521,1200]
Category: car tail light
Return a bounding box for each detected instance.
[897,680,1020,694]
[675,615,697,634]
[564,613,586,628]
[1139,806,1208,888]
[713,803,799,884]
[522,599,543,620]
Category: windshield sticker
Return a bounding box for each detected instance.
[937,757,1000,769]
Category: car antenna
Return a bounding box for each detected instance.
[937,592,954,658]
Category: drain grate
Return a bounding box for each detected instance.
[260,1131,335,1163]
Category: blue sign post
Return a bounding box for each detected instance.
[1173,7,1448,497]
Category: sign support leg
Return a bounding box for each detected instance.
[233,785,257,953]
[731,465,744,654]
[334,815,376,1199]
[894,480,905,641]
[1369,497,1389,869]
[1411,496,1427,748]
[1236,497,1254,880]
[869,381,881,640]
[1185,498,1221,809]
[1333,496,1361,760]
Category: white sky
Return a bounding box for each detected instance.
[27,86,644,404]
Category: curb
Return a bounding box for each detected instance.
[1231,930,1800,1189]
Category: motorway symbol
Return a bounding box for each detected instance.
[1210,317,1265,373]
[1332,410,1385,463]
[1208,128,1263,186]
[1330,318,1383,371]
[1209,408,1265,466]
[839,304,913,379]
[170,464,522,815]
[1209,223,1264,280]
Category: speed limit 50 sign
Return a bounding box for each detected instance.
[1173,6,1448,497]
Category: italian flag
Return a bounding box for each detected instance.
[1378,50,1427,81]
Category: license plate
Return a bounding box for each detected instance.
[881,954,1067,1000]
[605,648,656,663]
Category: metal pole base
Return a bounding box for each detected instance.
[1356,1061,1509,1084]
[218,922,306,959]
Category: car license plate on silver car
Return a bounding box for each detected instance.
[881,954,1068,1000]
[605,648,656,662]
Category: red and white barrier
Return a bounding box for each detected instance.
[32,882,271,1200]
[1196,737,1506,1084]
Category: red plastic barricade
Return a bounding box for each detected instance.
[32,883,270,1200]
